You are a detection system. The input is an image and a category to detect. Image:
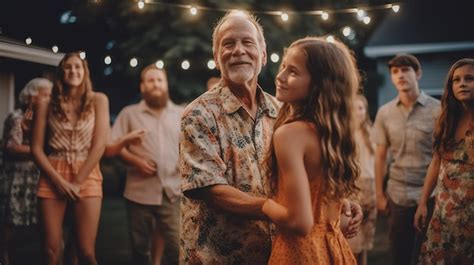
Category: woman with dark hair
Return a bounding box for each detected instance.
[32,52,109,265]
[261,37,360,264]
[0,78,52,265]
[414,58,474,264]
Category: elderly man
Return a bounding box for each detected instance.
[180,11,362,264]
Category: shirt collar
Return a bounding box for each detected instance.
[219,83,278,118]
[395,91,429,106]
[138,100,171,115]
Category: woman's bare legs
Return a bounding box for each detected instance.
[39,198,67,265]
[73,197,101,265]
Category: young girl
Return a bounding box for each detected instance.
[414,58,474,264]
[347,94,377,265]
[0,78,52,265]
[262,37,359,264]
[32,52,109,265]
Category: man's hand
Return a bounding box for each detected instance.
[341,200,363,238]
[135,159,157,176]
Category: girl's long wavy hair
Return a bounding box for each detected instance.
[355,94,374,154]
[51,52,94,120]
[265,37,360,201]
[433,58,474,154]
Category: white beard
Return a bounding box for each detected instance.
[228,66,255,84]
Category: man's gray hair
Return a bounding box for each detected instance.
[19,78,52,107]
[212,10,266,54]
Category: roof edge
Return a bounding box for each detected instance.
[0,39,64,66]
[364,41,474,58]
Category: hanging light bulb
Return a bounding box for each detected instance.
[79,51,86,59]
[25,37,32,45]
[190,6,197,15]
[52,45,59,53]
[181,60,190,70]
[138,0,145,9]
[342,27,352,37]
[130,58,138,67]
[363,16,371,24]
[270,53,280,63]
[392,4,400,13]
[104,56,112,65]
[321,11,329,21]
[207,60,216,70]
[155,60,164,69]
[280,12,289,22]
[356,9,366,21]
[326,35,335,43]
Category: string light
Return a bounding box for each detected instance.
[356,9,366,21]
[20,2,401,71]
[104,55,112,65]
[363,16,371,24]
[181,60,190,70]
[326,35,335,43]
[321,11,329,20]
[270,53,280,63]
[155,60,164,69]
[138,0,145,9]
[142,1,400,19]
[189,6,197,15]
[130,58,138,67]
[392,4,400,13]
[207,59,216,70]
[342,27,352,37]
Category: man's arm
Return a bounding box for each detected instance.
[195,185,267,219]
[180,107,266,220]
[119,148,157,176]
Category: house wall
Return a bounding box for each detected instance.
[0,72,14,138]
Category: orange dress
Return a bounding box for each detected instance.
[268,175,356,265]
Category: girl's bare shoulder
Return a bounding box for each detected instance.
[274,120,317,144]
[92,91,108,103]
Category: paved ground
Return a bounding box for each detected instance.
[8,195,393,265]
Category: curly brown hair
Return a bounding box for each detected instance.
[265,37,360,202]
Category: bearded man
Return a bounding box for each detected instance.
[112,64,182,265]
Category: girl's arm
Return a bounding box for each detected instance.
[4,112,31,159]
[5,143,30,158]
[31,98,80,200]
[414,153,440,232]
[104,129,145,157]
[74,92,109,184]
[261,122,314,236]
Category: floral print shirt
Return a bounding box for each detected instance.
[180,84,279,264]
